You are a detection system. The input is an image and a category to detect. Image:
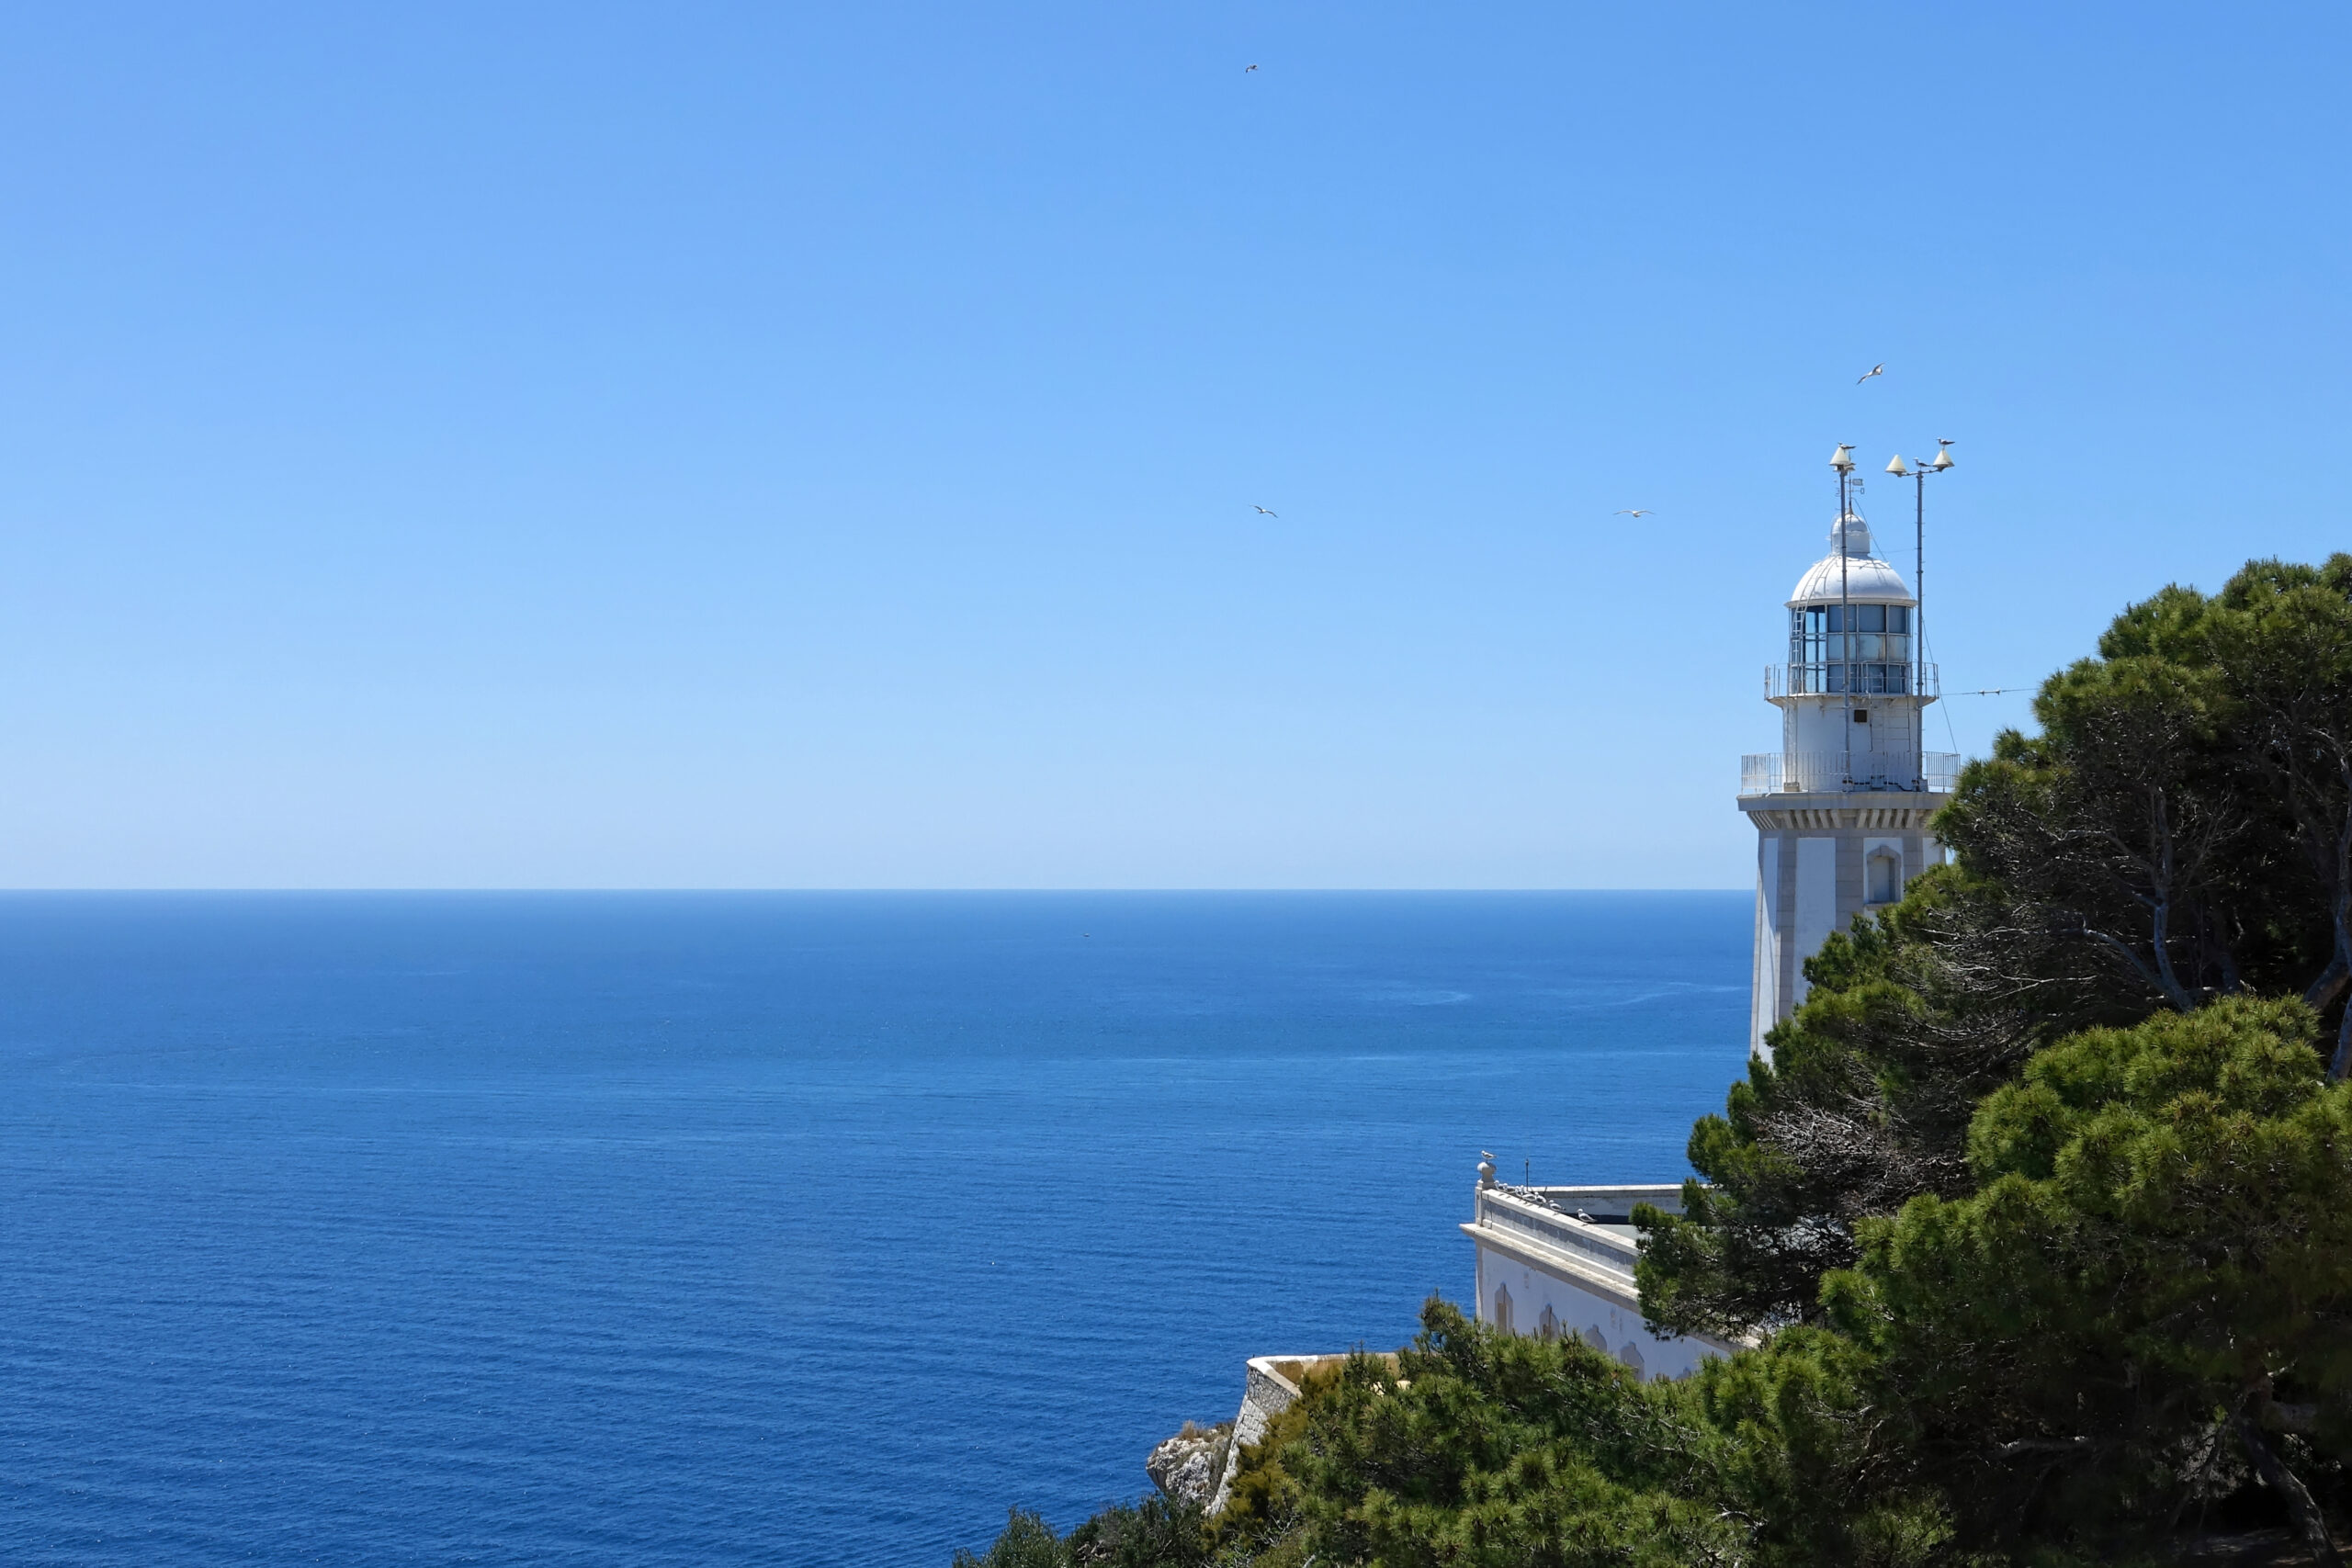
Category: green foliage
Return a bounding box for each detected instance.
[1833,995,2352,1553]
[972,1304,1958,1566]
[955,1509,1071,1568]
[1645,995,2352,1559]
[1286,1298,2022,1567]
[1625,557,2352,1555]
[1279,1303,1742,1568]
[1206,1365,1328,1546]
[1939,555,2352,1043]
[1644,554,2352,1343]
[1938,644,2266,1012]
[1067,1496,1215,1568]
[2204,556,2352,1075]
[1639,869,2049,1337]
[955,1497,1222,1568]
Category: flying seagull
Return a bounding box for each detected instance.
[1251,504,1278,516]
[1245,63,1259,72]
[1857,363,1886,384]
[1612,508,1655,517]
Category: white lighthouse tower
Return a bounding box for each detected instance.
[1738,448,1956,1056]
[1449,452,1962,1371]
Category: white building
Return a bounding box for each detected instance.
[1460,475,1954,1372]
[1463,1178,1736,1376]
[1739,501,1954,1054]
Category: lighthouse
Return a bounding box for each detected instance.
[1738,447,1957,1056]
[1452,451,1961,1367]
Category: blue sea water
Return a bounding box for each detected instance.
[0,892,1749,1566]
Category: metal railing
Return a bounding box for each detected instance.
[1739,750,1961,796]
[1476,1187,1640,1274]
[1765,661,1939,699]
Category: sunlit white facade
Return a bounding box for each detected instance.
[1458,494,1956,1369]
[1738,513,1953,1056]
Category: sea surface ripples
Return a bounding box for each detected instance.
[0,892,1747,1565]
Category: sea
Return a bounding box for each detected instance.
[0,891,1750,1566]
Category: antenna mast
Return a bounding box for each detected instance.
[1831,444,1857,786]
[1887,442,1956,782]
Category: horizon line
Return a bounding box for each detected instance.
[0,886,1754,896]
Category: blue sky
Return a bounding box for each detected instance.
[0,2,2343,888]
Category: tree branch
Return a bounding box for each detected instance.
[2235,1411,2343,1568]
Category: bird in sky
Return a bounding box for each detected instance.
[1245,63,1259,72]
[1612,508,1655,517]
[1857,364,1886,384]
[1251,504,1278,516]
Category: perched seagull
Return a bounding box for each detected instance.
[1857,363,1886,384]
[1612,508,1655,518]
[1251,504,1278,516]
[1938,436,1957,446]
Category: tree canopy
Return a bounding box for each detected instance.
[1641,555,2352,1343]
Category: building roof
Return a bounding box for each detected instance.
[1787,513,1916,606]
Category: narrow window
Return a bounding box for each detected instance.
[1493,1284,1513,1335]
[1868,851,1900,904]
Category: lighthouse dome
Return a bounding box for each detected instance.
[1787,513,1914,607]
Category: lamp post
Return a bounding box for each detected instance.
[1831,444,1858,784]
[1885,442,1955,753]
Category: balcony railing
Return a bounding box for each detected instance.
[1739,750,1961,796]
[1765,662,1939,699]
[1474,1186,1654,1279]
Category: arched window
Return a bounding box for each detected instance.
[1580,1325,1609,1354]
[1617,1341,1646,1376]
[1867,850,1901,905]
[1493,1284,1513,1335]
[1537,1303,1558,1341]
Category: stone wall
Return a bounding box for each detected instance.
[1204,1354,1345,1515]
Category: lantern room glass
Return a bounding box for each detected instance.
[1789,604,1913,694]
